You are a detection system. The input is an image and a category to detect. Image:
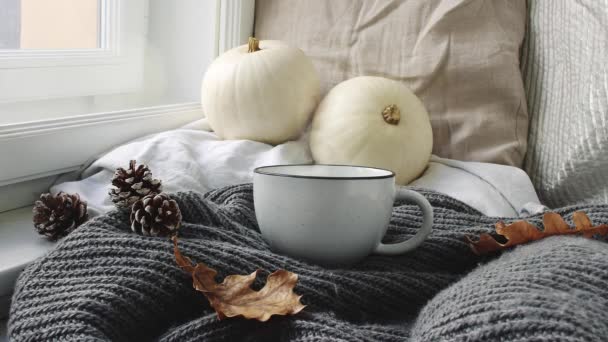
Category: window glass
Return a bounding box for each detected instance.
[1,0,99,50]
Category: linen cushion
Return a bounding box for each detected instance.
[254,0,529,166]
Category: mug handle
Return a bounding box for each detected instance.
[373,188,433,255]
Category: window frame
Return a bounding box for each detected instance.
[0,0,147,103]
[0,0,255,211]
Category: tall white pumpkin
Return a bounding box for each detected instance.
[201,38,320,144]
[310,76,433,185]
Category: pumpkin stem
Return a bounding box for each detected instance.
[248,37,261,53]
[382,104,400,125]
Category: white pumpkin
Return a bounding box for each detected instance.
[310,76,433,185]
[201,38,320,144]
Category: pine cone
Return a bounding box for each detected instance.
[130,193,182,237]
[33,192,88,240]
[109,160,162,208]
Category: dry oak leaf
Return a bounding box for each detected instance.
[172,236,305,321]
[466,211,608,255]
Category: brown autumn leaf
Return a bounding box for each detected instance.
[172,236,306,321]
[466,211,608,255]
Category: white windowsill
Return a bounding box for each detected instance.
[0,206,56,319]
[0,102,205,188]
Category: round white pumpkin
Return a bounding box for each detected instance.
[201,38,320,144]
[310,76,433,185]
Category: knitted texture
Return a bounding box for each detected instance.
[413,237,608,341]
[521,0,608,207]
[8,184,608,341]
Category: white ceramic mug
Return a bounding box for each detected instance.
[253,164,433,265]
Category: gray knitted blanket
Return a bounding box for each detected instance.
[8,184,608,341]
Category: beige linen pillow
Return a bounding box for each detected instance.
[255,0,528,167]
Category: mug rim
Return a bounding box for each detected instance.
[253,164,395,180]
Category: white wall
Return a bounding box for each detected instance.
[145,0,219,102]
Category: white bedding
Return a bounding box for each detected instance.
[52,122,544,218]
